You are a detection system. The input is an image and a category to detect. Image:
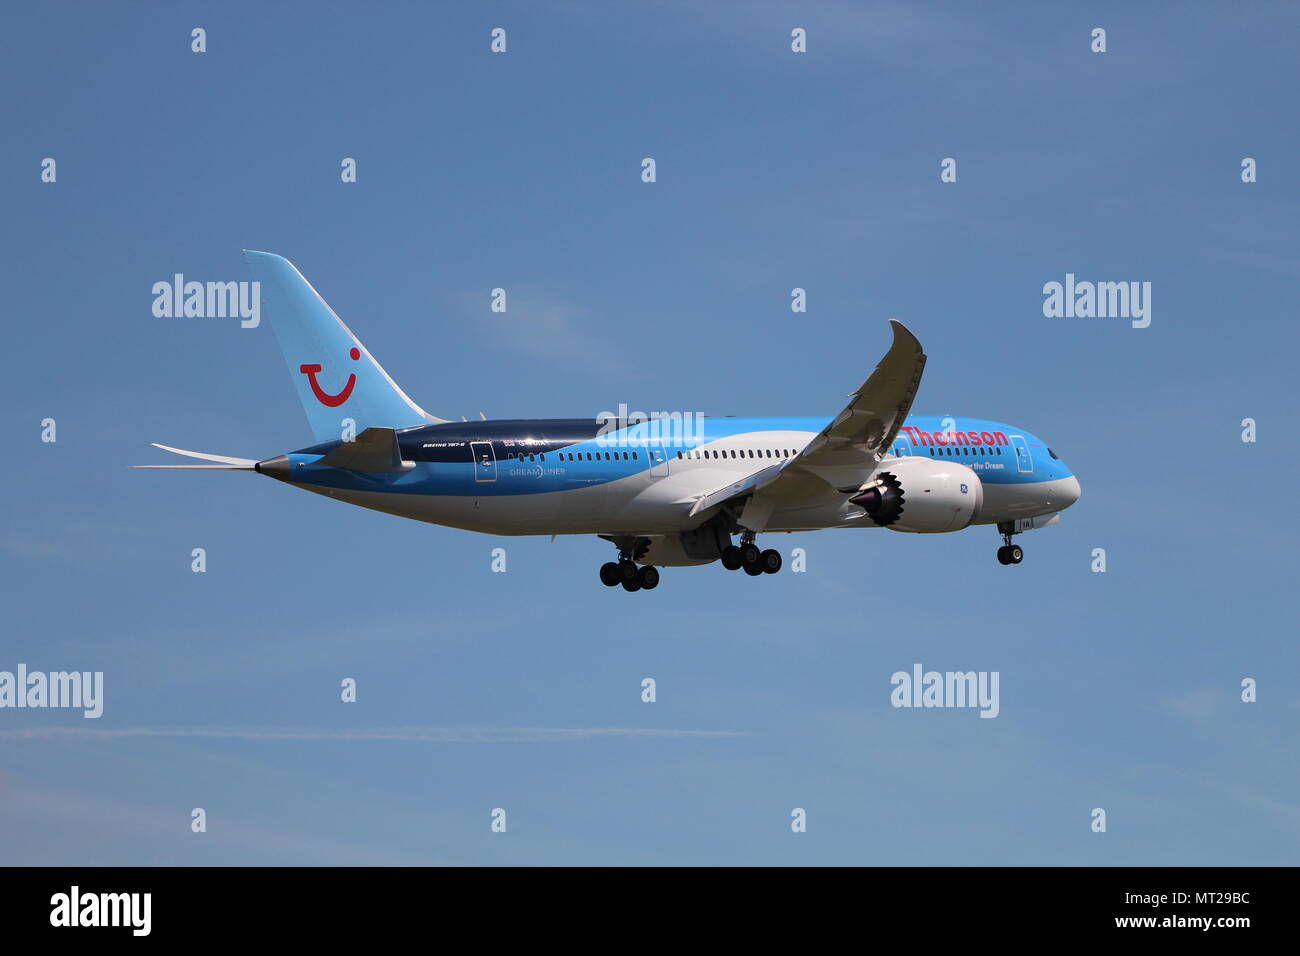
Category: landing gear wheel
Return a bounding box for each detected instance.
[739,543,761,568]
[599,562,621,586]
[743,562,764,576]
[637,565,660,590]
[621,577,642,592]
[759,549,782,574]
[721,546,743,571]
[618,560,638,583]
[996,545,1024,565]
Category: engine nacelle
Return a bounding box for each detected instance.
[849,457,983,533]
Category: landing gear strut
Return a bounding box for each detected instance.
[996,522,1024,565]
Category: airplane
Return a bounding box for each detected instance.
[138,252,1082,591]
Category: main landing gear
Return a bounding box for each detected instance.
[599,556,659,592]
[720,534,782,577]
[597,531,782,591]
[996,522,1024,566]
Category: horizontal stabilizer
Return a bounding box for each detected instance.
[315,427,414,473]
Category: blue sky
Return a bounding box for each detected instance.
[1,0,1297,865]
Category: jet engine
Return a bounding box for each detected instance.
[849,457,983,533]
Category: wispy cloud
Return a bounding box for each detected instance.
[1162,688,1225,726]
[0,726,750,743]
[465,290,604,362]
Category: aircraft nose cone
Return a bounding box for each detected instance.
[1057,474,1081,509]
[255,455,291,479]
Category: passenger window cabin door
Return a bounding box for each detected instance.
[1009,435,1033,474]
[471,441,497,482]
[648,446,669,477]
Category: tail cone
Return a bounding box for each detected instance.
[255,456,291,479]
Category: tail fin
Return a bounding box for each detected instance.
[243,251,444,443]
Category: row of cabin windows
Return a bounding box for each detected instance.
[552,451,640,462]
[912,446,1002,458]
[676,448,795,461]
[504,446,997,465]
[509,448,799,463]
[508,451,640,462]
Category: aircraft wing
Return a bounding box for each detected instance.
[791,319,925,469]
[686,320,926,526]
[688,462,784,518]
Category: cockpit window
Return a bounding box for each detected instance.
[1048,447,1059,459]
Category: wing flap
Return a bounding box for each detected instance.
[687,462,784,517]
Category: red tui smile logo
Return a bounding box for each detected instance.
[300,347,360,407]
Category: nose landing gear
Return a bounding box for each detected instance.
[996,522,1024,565]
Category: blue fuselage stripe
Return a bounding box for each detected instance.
[285,415,1072,496]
